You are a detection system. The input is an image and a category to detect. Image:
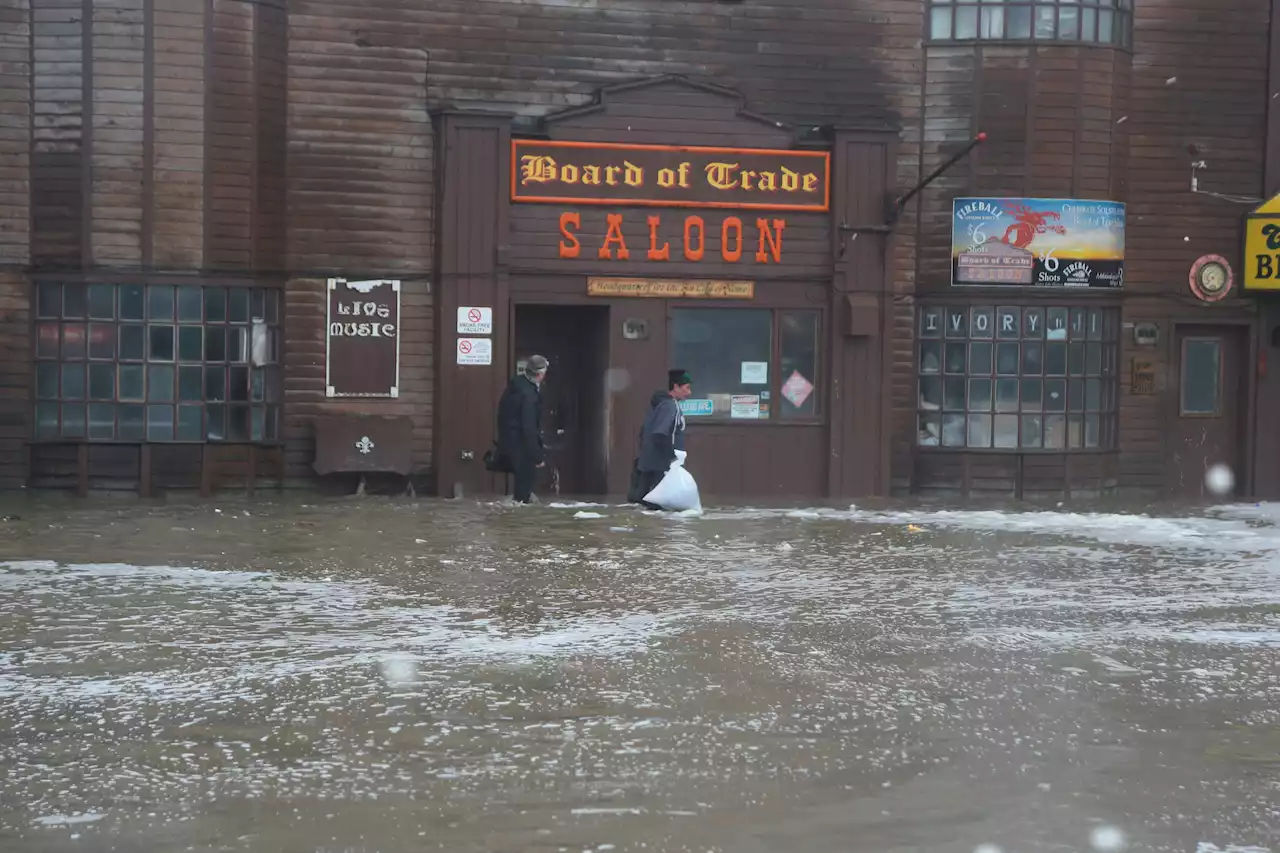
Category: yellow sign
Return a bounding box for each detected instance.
[1244,191,1280,290]
[586,277,755,299]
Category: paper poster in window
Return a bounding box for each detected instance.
[740,361,769,384]
[730,395,761,419]
[781,371,815,409]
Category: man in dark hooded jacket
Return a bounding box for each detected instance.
[497,355,548,503]
[628,369,692,506]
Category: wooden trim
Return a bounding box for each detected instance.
[142,0,154,270]
[200,444,215,496]
[1024,49,1037,197]
[202,0,213,268]
[1268,0,1280,196]
[81,0,93,270]
[249,2,260,271]
[76,443,89,496]
[139,444,152,498]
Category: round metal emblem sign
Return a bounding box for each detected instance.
[1189,254,1233,302]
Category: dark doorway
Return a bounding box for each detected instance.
[1169,324,1249,500]
[513,304,610,498]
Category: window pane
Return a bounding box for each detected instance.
[946,307,968,338]
[251,288,266,320]
[227,327,248,363]
[120,285,145,320]
[37,323,59,358]
[996,342,1019,375]
[205,288,227,322]
[89,364,115,401]
[251,407,266,441]
[229,366,250,402]
[229,288,251,323]
[669,309,772,419]
[920,341,942,374]
[120,325,145,360]
[148,285,174,321]
[36,402,59,438]
[179,366,203,402]
[1182,339,1221,414]
[780,311,819,418]
[61,364,85,401]
[1035,5,1056,38]
[1085,414,1101,448]
[1023,307,1045,339]
[997,307,1019,339]
[148,365,175,402]
[228,406,250,441]
[1022,342,1044,375]
[178,286,203,322]
[38,283,60,318]
[264,407,278,441]
[980,5,1005,39]
[942,413,966,447]
[1098,9,1114,42]
[1008,5,1032,37]
[119,365,145,401]
[63,324,86,359]
[205,327,227,362]
[1068,415,1084,449]
[1068,342,1085,376]
[177,405,203,441]
[1021,378,1044,412]
[996,378,1019,413]
[944,378,966,411]
[956,4,978,38]
[969,378,993,411]
[1047,307,1069,340]
[206,404,226,441]
[1086,343,1102,376]
[1081,8,1097,41]
[994,414,1019,448]
[1021,414,1043,448]
[88,284,114,319]
[1068,378,1085,412]
[119,404,145,441]
[930,6,953,38]
[251,368,266,403]
[62,404,86,438]
[1086,378,1102,411]
[1045,378,1066,412]
[205,367,227,402]
[970,342,993,375]
[148,405,174,441]
[1058,4,1079,39]
[1070,307,1087,340]
[920,376,943,411]
[920,414,941,446]
[88,404,115,440]
[63,284,87,318]
[967,414,992,448]
[1044,414,1067,449]
[149,326,175,361]
[265,290,280,325]
[920,306,944,338]
[179,326,203,362]
[971,306,995,339]
[1046,342,1067,376]
[36,362,60,400]
[945,342,967,374]
[89,324,116,360]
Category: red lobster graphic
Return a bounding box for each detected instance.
[1000,203,1067,249]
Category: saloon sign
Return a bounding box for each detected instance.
[951,198,1126,289]
[1243,190,1280,290]
[326,279,401,398]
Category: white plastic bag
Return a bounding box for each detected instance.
[643,450,702,512]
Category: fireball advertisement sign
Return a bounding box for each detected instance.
[951,198,1125,289]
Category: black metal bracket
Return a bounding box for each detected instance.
[885,133,987,227]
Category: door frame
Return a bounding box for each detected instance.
[1164,317,1257,496]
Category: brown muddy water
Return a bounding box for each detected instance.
[0,496,1278,853]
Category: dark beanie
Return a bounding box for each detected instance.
[668,369,692,387]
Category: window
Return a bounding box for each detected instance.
[928,0,1133,47]
[34,283,282,443]
[917,304,1119,450]
[669,308,821,421]
[1180,338,1221,416]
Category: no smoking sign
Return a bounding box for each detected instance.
[456,306,493,335]
[456,337,492,365]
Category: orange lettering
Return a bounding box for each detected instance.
[647,215,670,261]
[559,212,581,258]
[721,217,743,262]
[599,213,630,260]
[755,218,785,263]
[684,216,705,261]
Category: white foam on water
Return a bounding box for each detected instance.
[32,813,104,826]
[574,511,605,519]
[1197,845,1272,853]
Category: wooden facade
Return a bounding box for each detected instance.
[0,0,1276,500]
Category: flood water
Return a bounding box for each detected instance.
[1,496,1278,853]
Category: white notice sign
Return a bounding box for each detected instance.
[741,361,768,384]
[456,337,493,365]
[731,394,761,419]
[456,307,493,335]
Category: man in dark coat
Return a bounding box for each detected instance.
[497,355,548,503]
[628,369,692,506]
